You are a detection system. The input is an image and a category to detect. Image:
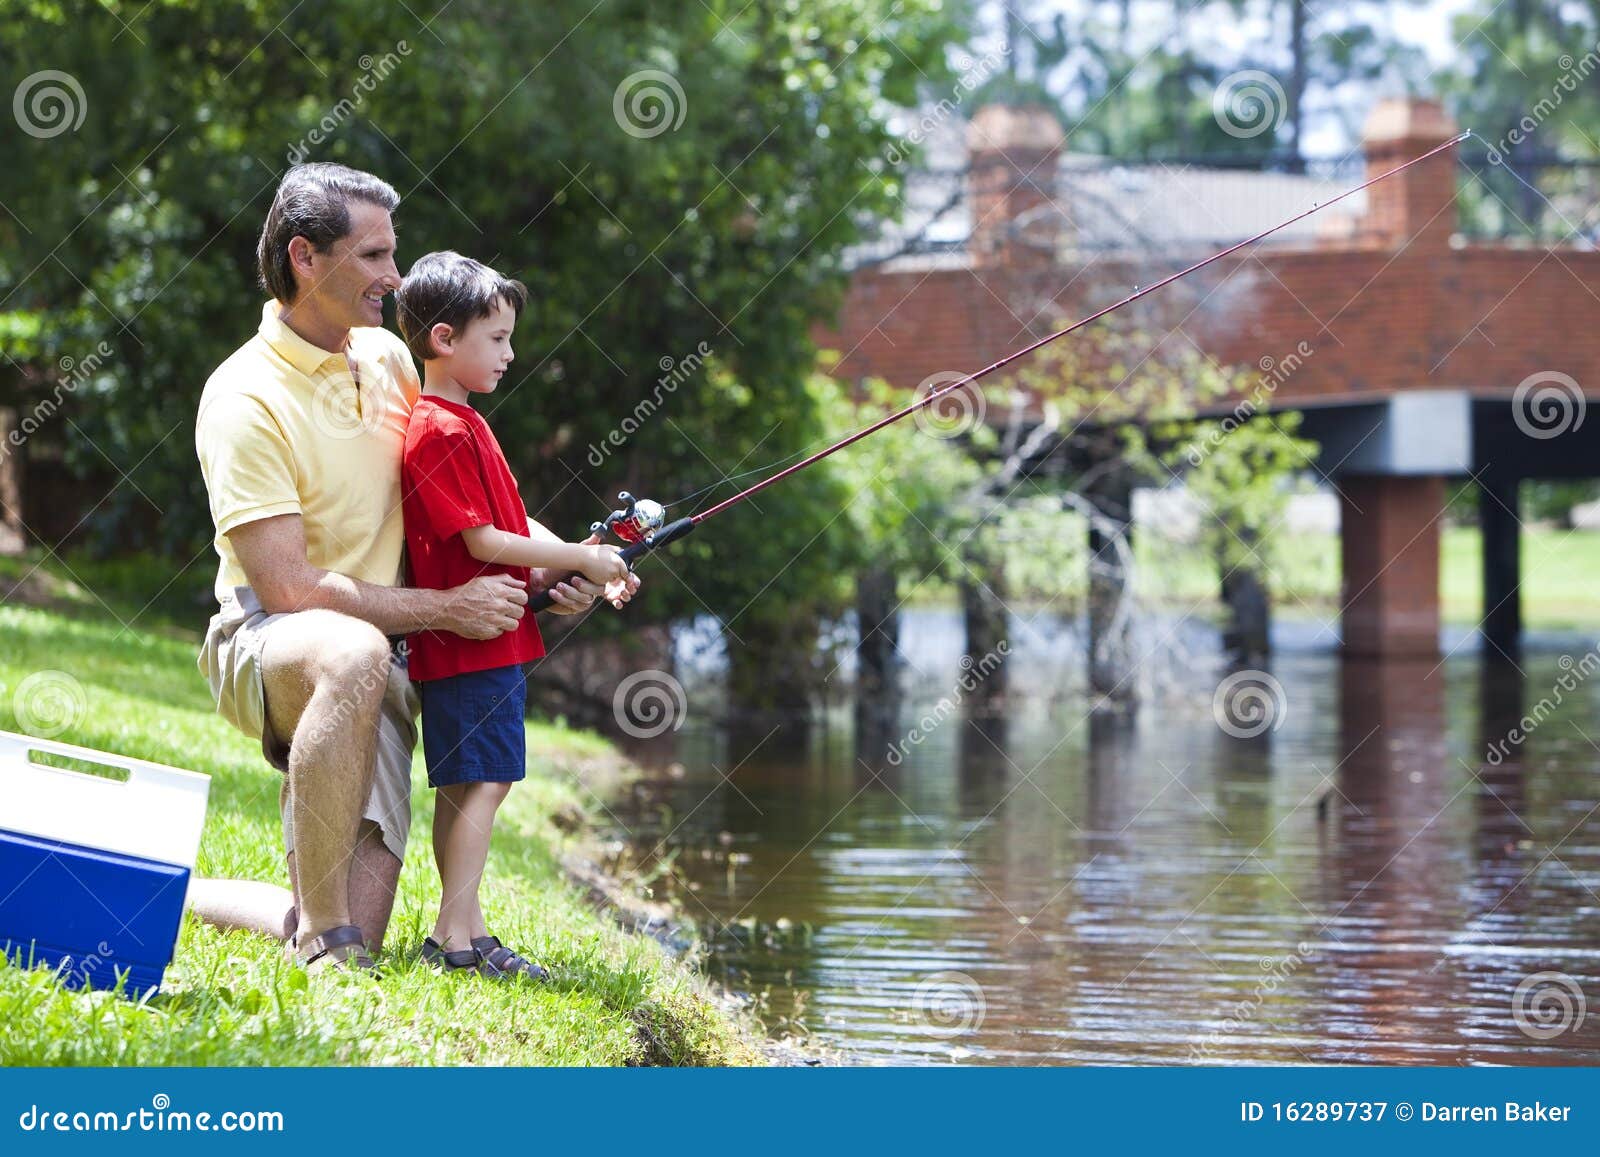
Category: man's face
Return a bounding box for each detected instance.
[300,201,400,329]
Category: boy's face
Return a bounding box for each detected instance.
[441,298,516,393]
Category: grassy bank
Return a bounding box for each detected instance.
[889,524,1600,630]
[1136,525,1600,629]
[0,599,764,1066]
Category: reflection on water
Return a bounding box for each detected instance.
[610,610,1600,1065]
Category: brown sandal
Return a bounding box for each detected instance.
[471,935,549,982]
[299,925,376,972]
[421,936,479,972]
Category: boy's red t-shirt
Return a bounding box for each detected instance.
[401,394,546,682]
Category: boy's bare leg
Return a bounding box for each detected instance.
[431,782,510,950]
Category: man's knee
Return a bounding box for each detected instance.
[310,619,391,700]
[262,611,391,730]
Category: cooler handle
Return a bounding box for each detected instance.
[0,729,210,797]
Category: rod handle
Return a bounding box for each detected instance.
[529,517,695,612]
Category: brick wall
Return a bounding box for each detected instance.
[816,98,1600,419]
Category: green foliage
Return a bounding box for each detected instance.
[1010,321,1317,582]
[0,0,964,639]
[1440,1,1600,240]
[1174,409,1318,576]
[969,0,1430,161]
[816,373,983,579]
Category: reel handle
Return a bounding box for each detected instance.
[528,517,695,613]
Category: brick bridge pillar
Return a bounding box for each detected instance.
[1338,475,1444,659]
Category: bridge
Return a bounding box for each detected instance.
[819,97,1600,663]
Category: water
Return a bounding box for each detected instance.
[609,609,1600,1065]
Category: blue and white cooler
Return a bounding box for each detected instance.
[0,729,210,998]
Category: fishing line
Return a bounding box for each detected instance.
[532,131,1471,612]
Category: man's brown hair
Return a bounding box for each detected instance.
[256,163,400,304]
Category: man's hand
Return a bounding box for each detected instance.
[440,573,528,638]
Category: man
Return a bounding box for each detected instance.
[191,163,633,969]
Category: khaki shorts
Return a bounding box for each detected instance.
[197,586,418,862]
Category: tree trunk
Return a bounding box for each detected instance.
[1086,474,1136,710]
[1287,0,1307,174]
[1219,550,1272,662]
[855,565,900,701]
[960,569,1009,710]
[0,407,24,555]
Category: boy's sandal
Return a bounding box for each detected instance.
[299,924,376,972]
[471,935,549,982]
[421,936,480,972]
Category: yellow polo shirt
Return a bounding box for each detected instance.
[196,301,421,604]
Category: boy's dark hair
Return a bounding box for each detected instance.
[256,163,400,304]
[397,251,530,361]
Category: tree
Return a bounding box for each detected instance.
[1440,0,1600,239]
[965,0,1428,164]
[0,1,966,692]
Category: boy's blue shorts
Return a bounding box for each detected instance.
[418,664,527,788]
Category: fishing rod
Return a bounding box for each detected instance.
[530,130,1470,613]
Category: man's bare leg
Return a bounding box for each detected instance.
[184,878,296,940]
[186,771,296,942]
[347,821,402,952]
[259,610,390,964]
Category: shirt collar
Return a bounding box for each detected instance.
[258,300,349,377]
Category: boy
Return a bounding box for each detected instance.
[397,250,630,979]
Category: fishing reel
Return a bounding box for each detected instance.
[590,491,668,546]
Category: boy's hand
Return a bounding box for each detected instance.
[533,534,641,613]
[579,542,630,586]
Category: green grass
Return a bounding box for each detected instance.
[1135,526,1600,629]
[895,522,1600,631]
[0,601,764,1066]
